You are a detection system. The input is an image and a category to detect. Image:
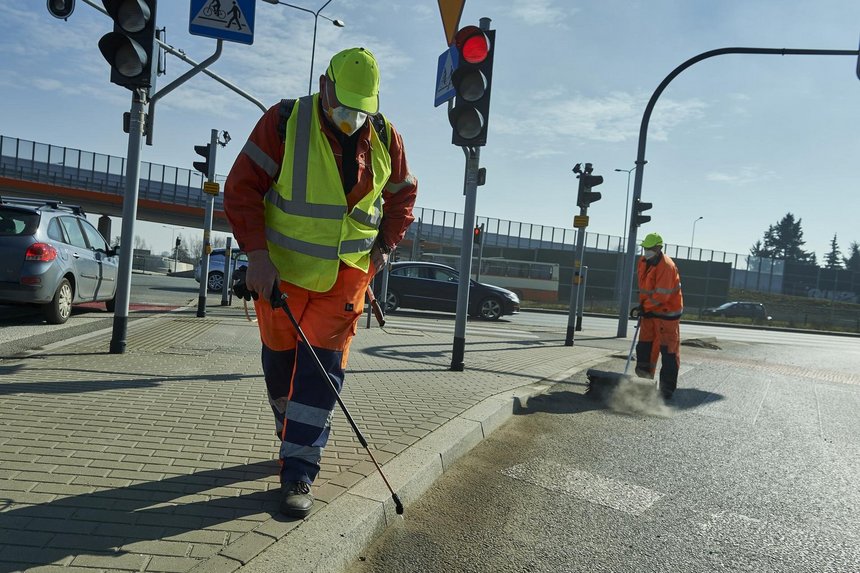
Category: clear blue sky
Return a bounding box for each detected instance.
[2,0,859,261]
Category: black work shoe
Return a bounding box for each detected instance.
[279,481,313,518]
[635,367,654,380]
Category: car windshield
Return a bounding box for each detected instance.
[0,208,39,236]
[715,302,734,310]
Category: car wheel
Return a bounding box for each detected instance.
[44,278,73,324]
[105,297,116,313]
[207,271,224,292]
[385,290,400,313]
[478,297,503,320]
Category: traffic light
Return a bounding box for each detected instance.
[175,237,181,248]
[473,223,484,245]
[574,163,603,208]
[98,0,158,90]
[193,143,211,176]
[449,25,496,147]
[47,0,75,19]
[633,198,653,226]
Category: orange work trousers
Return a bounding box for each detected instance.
[253,264,373,368]
[635,317,680,396]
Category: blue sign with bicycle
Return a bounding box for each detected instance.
[189,0,255,45]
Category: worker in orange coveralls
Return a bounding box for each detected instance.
[634,232,684,401]
[224,47,417,517]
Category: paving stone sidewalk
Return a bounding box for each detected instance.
[0,305,614,573]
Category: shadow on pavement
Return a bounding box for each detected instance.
[515,390,606,416]
[0,371,259,396]
[515,386,725,418]
[0,461,286,573]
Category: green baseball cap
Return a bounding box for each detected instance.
[640,233,664,248]
[326,47,379,114]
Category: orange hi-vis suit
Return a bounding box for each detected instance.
[224,96,417,487]
[636,252,684,397]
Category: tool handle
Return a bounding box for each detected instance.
[365,286,386,327]
[622,315,642,376]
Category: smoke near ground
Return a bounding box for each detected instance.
[607,378,673,417]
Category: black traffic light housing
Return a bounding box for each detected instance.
[473,223,484,245]
[193,143,211,176]
[47,0,75,19]
[633,198,653,226]
[449,26,496,147]
[98,0,158,90]
[175,237,181,248]
[574,162,603,208]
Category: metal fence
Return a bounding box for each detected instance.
[0,134,218,211]
[2,134,857,331]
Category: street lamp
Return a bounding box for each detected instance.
[162,225,177,273]
[262,0,346,95]
[614,167,635,250]
[691,216,704,253]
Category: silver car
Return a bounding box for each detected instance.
[0,197,119,324]
[195,248,248,292]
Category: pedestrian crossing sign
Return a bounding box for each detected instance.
[189,0,256,45]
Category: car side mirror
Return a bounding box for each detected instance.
[108,245,120,257]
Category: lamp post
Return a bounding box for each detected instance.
[691,216,703,253]
[162,225,176,273]
[262,0,345,95]
[614,167,635,250]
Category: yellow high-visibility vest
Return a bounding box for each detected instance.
[264,94,391,291]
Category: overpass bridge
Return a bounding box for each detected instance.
[0,134,231,236]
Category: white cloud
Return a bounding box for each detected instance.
[495,90,706,144]
[705,166,777,186]
[509,0,573,26]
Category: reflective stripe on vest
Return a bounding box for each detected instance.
[264,94,391,292]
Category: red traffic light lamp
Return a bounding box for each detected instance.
[473,223,484,245]
[449,25,496,147]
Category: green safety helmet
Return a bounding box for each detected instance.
[640,233,663,248]
[326,47,380,114]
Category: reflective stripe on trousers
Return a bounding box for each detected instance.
[262,344,343,485]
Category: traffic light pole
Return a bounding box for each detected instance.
[474,222,485,281]
[109,89,147,354]
[614,46,859,338]
[565,202,588,346]
[196,129,218,318]
[451,146,480,371]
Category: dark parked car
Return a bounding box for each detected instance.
[195,248,248,291]
[702,301,771,321]
[0,196,119,324]
[376,261,519,320]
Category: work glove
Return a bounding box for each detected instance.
[232,268,258,301]
[629,304,644,320]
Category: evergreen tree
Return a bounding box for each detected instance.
[823,234,843,269]
[843,241,860,272]
[749,213,815,263]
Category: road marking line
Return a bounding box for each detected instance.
[501,459,664,516]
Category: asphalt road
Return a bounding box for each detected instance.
[0,273,203,357]
[351,334,860,572]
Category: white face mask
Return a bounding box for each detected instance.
[643,249,659,260]
[327,105,368,136]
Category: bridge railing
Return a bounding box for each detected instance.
[0,134,220,211]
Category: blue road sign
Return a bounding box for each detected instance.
[190,0,255,45]
[435,45,459,107]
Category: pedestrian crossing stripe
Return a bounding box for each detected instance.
[189,0,256,45]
